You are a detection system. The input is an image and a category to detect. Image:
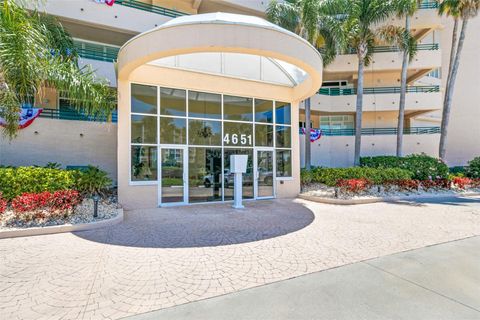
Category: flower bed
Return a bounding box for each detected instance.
[302,178,480,200]
[0,165,117,230]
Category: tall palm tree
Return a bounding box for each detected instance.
[438,0,479,160]
[383,0,419,157]
[334,0,397,166]
[0,0,116,138]
[266,0,341,170]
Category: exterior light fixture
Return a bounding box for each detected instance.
[92,194,100,218]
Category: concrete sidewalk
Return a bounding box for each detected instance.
[128,236,480,320]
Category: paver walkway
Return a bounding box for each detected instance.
[1,196,479,319]
[128,236,480,320]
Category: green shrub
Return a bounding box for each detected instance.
[302,167,412,186]
[73,165,112,197]
[360,154,448,180]
[466,156,480,178]
[0,167,75,201]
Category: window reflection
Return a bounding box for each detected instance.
[131,146,157,181]
[276,125,291,148]
[188,119,222,146]
[131,84,157,114]
[160,117,186,144]
[160,87,186,116]
[223,95,253,121]
[254,99,273,123]
[276,150,292,177]
[189,148,222,203]
[188,91,221,119]
[131,115,157,144]
[255,124,274,147]
[275,101,291,125]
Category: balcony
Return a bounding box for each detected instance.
[74,41,119,63]
[311,86,441,112]
[319,43,439,55]
[325,48,441,73]
[38,108,118,123]
[115,0,187,18]
[39,0,178,35]
[300,126,440,136]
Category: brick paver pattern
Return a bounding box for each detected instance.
[1,197,480,319]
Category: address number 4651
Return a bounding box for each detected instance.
[223,133,252,145]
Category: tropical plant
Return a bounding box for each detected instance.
[330,0,398,166]
[466,156,480,178]
[73,165,112,197]
[0,0,116,138]
[385,0,420,157]
[266,0,342,169]
[438,0,480,160]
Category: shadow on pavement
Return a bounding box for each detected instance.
[73,199,314,248]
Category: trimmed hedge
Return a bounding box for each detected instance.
[466,156,480,178]
[360,154,448,180]
[0,167,75,201]
[301,167,413,186]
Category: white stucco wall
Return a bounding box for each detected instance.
[0,118,117,179]
[300,134,441,168]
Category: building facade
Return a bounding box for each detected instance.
[1,0,479,197]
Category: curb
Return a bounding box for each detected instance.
[299,192,480,205]
[0,208,124,239]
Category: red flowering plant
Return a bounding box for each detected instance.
[471,178,480,188]
[11,190,81,221]
[0,192,7,215]
[452,177,472,189]
[336,178,372,193]
[394,179,420,191]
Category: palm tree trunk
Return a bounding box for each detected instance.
[354,54,365,166]
[304,97,312,170]
[396,15,410,157]
[439,19,467,161]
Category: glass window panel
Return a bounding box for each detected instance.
[188,119,222,146]
[276,125,291,148]
[161,148,184,203]
[255,124,274,147]
[254,99,273,123]
[131,115,157,144]
[131,146,157,181]
[160,117,186,144]
[188,91,221,119]
[160,87,186,116]
[188,148,222,203]
[223,122,253,147]
[131,84,157,114]
[275,101,291,125]
[223,95,253,121]
[276,150,292,177]
[223,149,254,200]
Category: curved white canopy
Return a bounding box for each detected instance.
[118,12,323,101]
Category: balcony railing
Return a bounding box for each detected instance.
[419,1,439,9]
[38,108,118,123]
[318,85,440,96]
[319,43,438,55]
[300,126,440,136]
[115,0,187,18]
[74,41,119,63]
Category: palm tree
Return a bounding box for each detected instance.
[382,0,419,157]
[333,0,397,166]
[438,0,479,160]
[266,0,341,170]
[0,0,116,138]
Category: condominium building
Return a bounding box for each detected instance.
[1,0,479,207]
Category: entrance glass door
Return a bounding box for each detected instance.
[159,147,187,205]
[255,149,275,198]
